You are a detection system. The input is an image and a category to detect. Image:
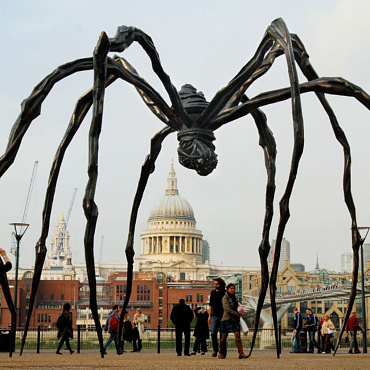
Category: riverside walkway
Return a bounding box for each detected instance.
[0,349,368,369]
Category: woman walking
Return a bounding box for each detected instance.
[56,302,74,355]
[320,315,335,354]
[218,283,247,359]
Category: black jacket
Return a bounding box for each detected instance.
[170,302,193,327]
[292,311,303,331]
[193,307,209,339]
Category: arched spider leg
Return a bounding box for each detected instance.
[0,261,16,357]
[119,126,174,340]
[241,100,277,358]
[82,32,111,358]
[208,18,304,358]
[287,36,362,354]
[109,26,191,127]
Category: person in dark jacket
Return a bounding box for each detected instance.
[56,302,74,355]
[208,277,226,357]
[170,298,194,356]
[191,306,209,355]
[304,308,319,353]
[291,307,303,353]
[0,248,12,273]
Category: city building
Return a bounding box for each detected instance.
[268,237,290,271]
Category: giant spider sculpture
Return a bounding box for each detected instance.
[0,18,369,358]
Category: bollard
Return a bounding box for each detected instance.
[37,325,41,353]
[157,325,161,353]
[77,325,81,354]
[278,324,282,355]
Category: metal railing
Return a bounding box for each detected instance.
[3,326,368,353]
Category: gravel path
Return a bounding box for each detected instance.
[0,349,368,369]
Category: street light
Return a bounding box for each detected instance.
[358,226,369,354]
[9,222,29,327]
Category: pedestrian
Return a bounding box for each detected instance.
[120,310,132,353]
[208,277,226,357]
[103,304,122,355]
[290,307,302,353]
[346,311,365,354]
[0,248,12,273]
[304,308,319,353]
[191,306,209,355]
[320,314,335,354]
[170,298,194,356]
[132,308,145,352]
[56,302,74,355]
[218,283,247,359]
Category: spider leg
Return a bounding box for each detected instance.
[82,32,110,358]
[118,126,174,340]
[19,72,119,355]
[241,99,277,358]
[288,36,362,355]
[0,262,16,357]
[109,26,189,128]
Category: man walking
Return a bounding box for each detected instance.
[170,299,194,356]
[304,308,319,353]
[103,304,122,355]
[208,277,226,357]
[291,307,302,353]
[346,311,365,354]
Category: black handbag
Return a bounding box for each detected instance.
[344,335,349,343]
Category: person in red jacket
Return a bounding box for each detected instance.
[346,311,365,354]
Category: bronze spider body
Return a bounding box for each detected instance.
[0,18,369,358]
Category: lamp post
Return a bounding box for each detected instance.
[358,226,369,354]
[9,222,29,327]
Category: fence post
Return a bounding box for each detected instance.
[278,324,281,354]
[37,325,41,353]
[157,325,161,354]
[77,325,81,354]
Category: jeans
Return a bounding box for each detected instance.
[292,331,302,352]
[308,331,318,352]
[210,316,223,353]
[103,331,120,354]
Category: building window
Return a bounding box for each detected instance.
[61,294,64,301]
[147,314,151,323]
[49,314,52,322]
[180,272,185,280]
[37,314,40,322]
[50,294,54,300]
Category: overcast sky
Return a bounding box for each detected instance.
[1,0,370,273]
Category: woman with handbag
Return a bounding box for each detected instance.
[132,308,145,352]
[218,283,247,359]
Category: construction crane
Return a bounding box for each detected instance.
[57,188,78,258]
[98,235,104,264]
[10,160,38,256]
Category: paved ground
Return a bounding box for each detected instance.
[0,349,368,369]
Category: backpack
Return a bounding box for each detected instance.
[56,313,65,331]
[314,315,320,327]
[110,314,119,331]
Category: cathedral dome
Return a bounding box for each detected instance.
[149,162,195,221]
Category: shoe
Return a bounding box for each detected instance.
[201,352,205,355]
[218,353,225,359]
[355,351,361,354]
[238,353,247,359]
[184,353,191,356]
[191,351,196,355]
[212,351,217,357]
[348,350,353,354]
[131,350,137,352]
[56,351,62,355]
[177,353,182,356]
[70,351,74,355]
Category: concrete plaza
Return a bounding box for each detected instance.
[0,349,368,369]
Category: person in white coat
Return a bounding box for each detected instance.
[132,308,145,352]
